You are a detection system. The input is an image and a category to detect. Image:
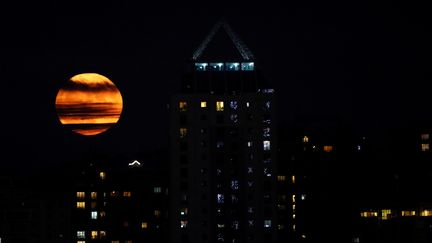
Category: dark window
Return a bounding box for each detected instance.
[216,127,224,137]
[201,128,207,134]
[180,141,188,151]
[180,154,187,164]
[216,114,224,124]
[180,181,188,190]
[201,194,207,200]
[201,114,207,120]
[180,114,187,125]
[181,234,189,243]
[201,168,207,174]
[180,168,188,178]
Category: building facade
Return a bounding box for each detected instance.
[169,20,278,243]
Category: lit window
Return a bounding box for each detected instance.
[248,207,254,213]
[180,128,187,138]
[247,141,253,147]
[278,224,285,230]
[112,241,120,243]
[217,223,225,228]
[154,210,161,217]
[100,231,106,239]
[180,208,188,216]
[77,202,85,209]
[77,241,86,243]
[230,101,238,110]
[401,210,416,216]
[179,101,187,111]
[301,194,306,200]
[123,191,132,197]
[244,221,254,230]
[246,102,250,108]
[195,63,208,71]
[100,211,106,218]
[263,128,270,137]
[216,101,224,111]
[277,175,286,182]
[421,133,429,141]
[360,211,378,217]
[292,195,296,203]
[247,167,253,174]
[421,210,432,217]
[91,192,97,200]
[264,167,271,177]
[91,211,98,220]
[99,172,106,180]
[77,231,85,239]
[217,194,225,204]
[263,101,271,110]
[230,114,238,123]
[180,220,188,228]
[263,141,271,151]
[125,241,132,243]
[264,220,272,228]
[209,62,224,71]
[292,214,296,219]
[91,231,98,240]
[323,145,333,152]
[292,175,296,184]
[77,192,85,199]
[141,222,148,229]
[231,180,239,190]
[110,191,118,197]
[232,220,239,230]
[154,187,162,193]
[303,136,309,143]
[226,62,240,71]
[421,143,429,151]
[241,62,254,71]
[201,101,207,108]
[381,209,392,220]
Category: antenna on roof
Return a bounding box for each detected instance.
[192,18,255,61]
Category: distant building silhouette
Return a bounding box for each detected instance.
[169,19,278,243]
[71,153,168,243]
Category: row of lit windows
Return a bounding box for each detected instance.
[194,62,254,71]
[180,128,270,138]
[77,231,106,239]
[360,209,432,218]
[179,219,272,229]
[277,175,296,184]
[179,100,270,112]
[76,191,131,201]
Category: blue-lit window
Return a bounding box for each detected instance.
[230,114,238,123]
[264,220,272,228]
[209,63,224,71]
[195,63,208,71]
[230,101,238,110]
[231,180,239,190]
[226,62,240,71]
[263,128,270,138]
[241,62,254,71]
[263,141,271,151]
[217,194,225,204]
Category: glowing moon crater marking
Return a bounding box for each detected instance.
[55,73,123,136]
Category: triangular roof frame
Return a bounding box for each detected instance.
[192,18,255,61]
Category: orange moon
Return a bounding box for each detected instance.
[55,73,123,136]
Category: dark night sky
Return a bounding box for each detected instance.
[1,1,432,170]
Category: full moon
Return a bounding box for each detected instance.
[55,73,123,136]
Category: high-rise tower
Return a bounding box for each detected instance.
[169,19,278,243]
